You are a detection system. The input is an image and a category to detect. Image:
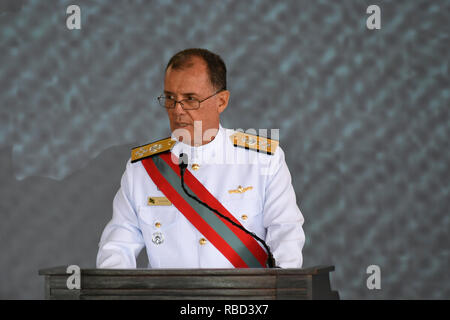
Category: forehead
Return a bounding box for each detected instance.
[164,58,211,92]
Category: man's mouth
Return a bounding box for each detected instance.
[175,122,192,127]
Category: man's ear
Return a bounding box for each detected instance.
[217,90,230,114]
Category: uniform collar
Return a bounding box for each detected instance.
[170,124,225,164]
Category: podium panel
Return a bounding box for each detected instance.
[39,265,339,300]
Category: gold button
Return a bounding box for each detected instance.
[155,222,161,228]
[199,238,207,245]
[191,164,200,171]
[241,214,248,221]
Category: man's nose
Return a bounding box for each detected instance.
[173,101,186,114]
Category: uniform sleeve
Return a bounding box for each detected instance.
[262,147,305,268]
[96,160,145,268]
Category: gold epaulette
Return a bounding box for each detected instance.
[229,131,279,155]
[131,137,176,163]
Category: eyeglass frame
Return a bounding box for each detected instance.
[157,89,225,110]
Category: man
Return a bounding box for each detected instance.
[96,48,305,269]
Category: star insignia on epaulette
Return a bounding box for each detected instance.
[131,137,176,163]
[229,131,279,155]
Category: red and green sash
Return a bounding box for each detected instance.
[141,152,268,268]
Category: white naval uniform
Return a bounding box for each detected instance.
[96,125,305,269]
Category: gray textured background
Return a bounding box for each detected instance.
[0,0,448,299]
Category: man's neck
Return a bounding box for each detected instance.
[196,126,219,146]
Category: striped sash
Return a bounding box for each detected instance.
[141,152,268,268]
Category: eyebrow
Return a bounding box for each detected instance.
[164,90,199,96]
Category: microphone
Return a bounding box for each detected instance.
[178,153,277,268]
[179,153,189,171]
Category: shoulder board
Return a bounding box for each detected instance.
[131,137,176,163]
[229,131,279,155]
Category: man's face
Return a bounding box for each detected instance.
[164,57,229,145]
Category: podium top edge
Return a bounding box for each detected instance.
[39,265,335,276]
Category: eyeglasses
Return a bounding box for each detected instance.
[157,89,224,110]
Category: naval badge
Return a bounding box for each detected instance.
[228,185,253,194]
[148,196,172,206]
[152,232,164,245]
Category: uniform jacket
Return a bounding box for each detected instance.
[96,125,305,268]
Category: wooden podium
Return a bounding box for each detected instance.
[39,265,339,300]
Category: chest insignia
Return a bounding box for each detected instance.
[148,196,172,206]
[228,185,253,194]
